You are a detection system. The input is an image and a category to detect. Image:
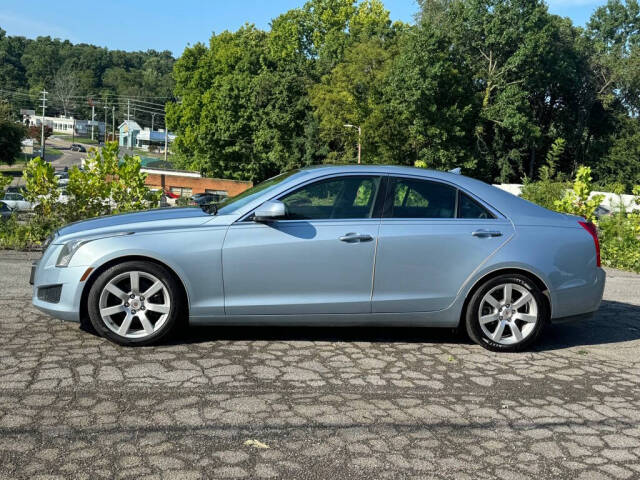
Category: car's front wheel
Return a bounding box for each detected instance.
[465,274,548,352]
[87,261,181,346]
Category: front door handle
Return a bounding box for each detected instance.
[339,233,373,243]
[472,230,502,238]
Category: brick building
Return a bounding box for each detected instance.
[142,167,252,200]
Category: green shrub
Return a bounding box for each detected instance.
[598,186,640,273]
[553,166,604,223]
[521,138,568,210]
[0,143,160,250]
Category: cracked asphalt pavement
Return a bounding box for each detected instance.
[1,251,640,479]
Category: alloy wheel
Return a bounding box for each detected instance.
[98,270,171,339]
[477,282,538,345]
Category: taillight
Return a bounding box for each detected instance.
[579,221,601,267]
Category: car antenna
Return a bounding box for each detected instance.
[448,167,461,175]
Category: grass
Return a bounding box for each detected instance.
[54,134,99,145]
[45,148,63,156]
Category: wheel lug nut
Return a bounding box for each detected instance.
[124,302,129,307]
[130,294,135,299]
[140,296,145,301]
[131,309,136,314]
[141,306,145,311]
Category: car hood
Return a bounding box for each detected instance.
[55,207,212,242]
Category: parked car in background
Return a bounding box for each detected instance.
[2,192,36,211]
[70,144,86,152]
[31,166,605,351]
[190,192,226,206]
[5,186,25,195]
[0,201,12,220]
[55,171,70,187]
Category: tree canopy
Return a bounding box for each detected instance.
[166,0,640,190]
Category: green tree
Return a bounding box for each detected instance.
[381,24,478,171]
[0,100,26,164]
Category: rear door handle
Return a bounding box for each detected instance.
[472,230,502,238]
[339,233,373,243]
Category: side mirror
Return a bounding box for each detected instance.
[254,200,286,222]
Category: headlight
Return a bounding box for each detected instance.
[55,232,134,267]
[56,239,90,267]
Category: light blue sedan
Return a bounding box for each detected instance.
[31,166,605,351]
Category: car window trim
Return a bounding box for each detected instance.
[382,174,504,220]
[237,172,386,223]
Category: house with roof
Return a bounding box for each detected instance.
[118,120,176,151]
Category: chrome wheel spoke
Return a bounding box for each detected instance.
[146,303,169,314]
[485,294,500,309]
[143,281,163,298]
[515,312,537,323]
[105,283,128,301]
[491,321,506,341]
[503,284,513,304]
[100,305,124,317]
[118,312,134,335]
[512,292,532,310]
[138,312,154,335]
[130,271,140,295]
[510,322,523,342]
[480,312,499,325]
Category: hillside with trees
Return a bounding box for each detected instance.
[0,28,174,129]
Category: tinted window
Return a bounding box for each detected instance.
[281,176,381,220]
[385,178,456,218]
[458,191,495,219]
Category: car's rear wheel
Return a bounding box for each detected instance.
[465,274,548,352]
[87,261,181,346]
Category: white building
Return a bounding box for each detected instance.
[23,112,105,136]
[118,120,175,151]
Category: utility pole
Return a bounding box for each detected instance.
[164,125,168,162]
[127,99,130,121]
[91,104,95,141]
[343,124,362,164]
[112,106,115,142]
[151,112,156,132]
[72,118,75,144]
[104,106,108,144]
[40,89,47,160]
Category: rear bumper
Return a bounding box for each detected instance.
[550,311,595,324]
[550,267,606,319]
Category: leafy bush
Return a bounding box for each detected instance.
[598,187,640,272]
[0,142,160,250]
[520,139,568,210]
[553,166,604,223]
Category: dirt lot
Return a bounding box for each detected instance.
[1,251,639,479]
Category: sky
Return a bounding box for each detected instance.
[0,0,606,56]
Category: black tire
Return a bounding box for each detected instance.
[87,260,183,346]
[465,274,548,352]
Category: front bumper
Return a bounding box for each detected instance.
[31,246,87,322]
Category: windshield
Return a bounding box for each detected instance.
[216,170,300,215]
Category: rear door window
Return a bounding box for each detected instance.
[457,191,495,219]
[384,177,456,218]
